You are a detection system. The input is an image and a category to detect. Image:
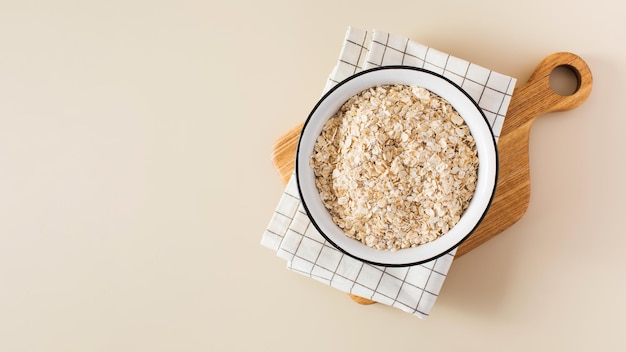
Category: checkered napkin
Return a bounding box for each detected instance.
[261,28,516,318]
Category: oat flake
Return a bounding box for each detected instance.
[310,84,479,251]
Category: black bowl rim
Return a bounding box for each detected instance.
[295,65,499,267]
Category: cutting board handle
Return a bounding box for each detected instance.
[502,52,592,136]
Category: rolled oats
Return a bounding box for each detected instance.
[310,84,479,251]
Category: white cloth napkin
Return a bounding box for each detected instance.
[261,27,517,318]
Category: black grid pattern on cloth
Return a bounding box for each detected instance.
[363,31,515,141]
[261,27,516,319]
[325,28,372,89]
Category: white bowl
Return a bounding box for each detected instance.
[296,66,498,267]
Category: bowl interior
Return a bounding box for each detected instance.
[296,66,497,266]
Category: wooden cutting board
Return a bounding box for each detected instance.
[271,52,592,305]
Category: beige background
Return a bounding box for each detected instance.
[0,0,624,351]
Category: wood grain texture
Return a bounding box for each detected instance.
[271,52,592,305]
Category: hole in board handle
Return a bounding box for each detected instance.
[549,65,581,96]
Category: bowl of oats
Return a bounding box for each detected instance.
[296,66,498,267]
